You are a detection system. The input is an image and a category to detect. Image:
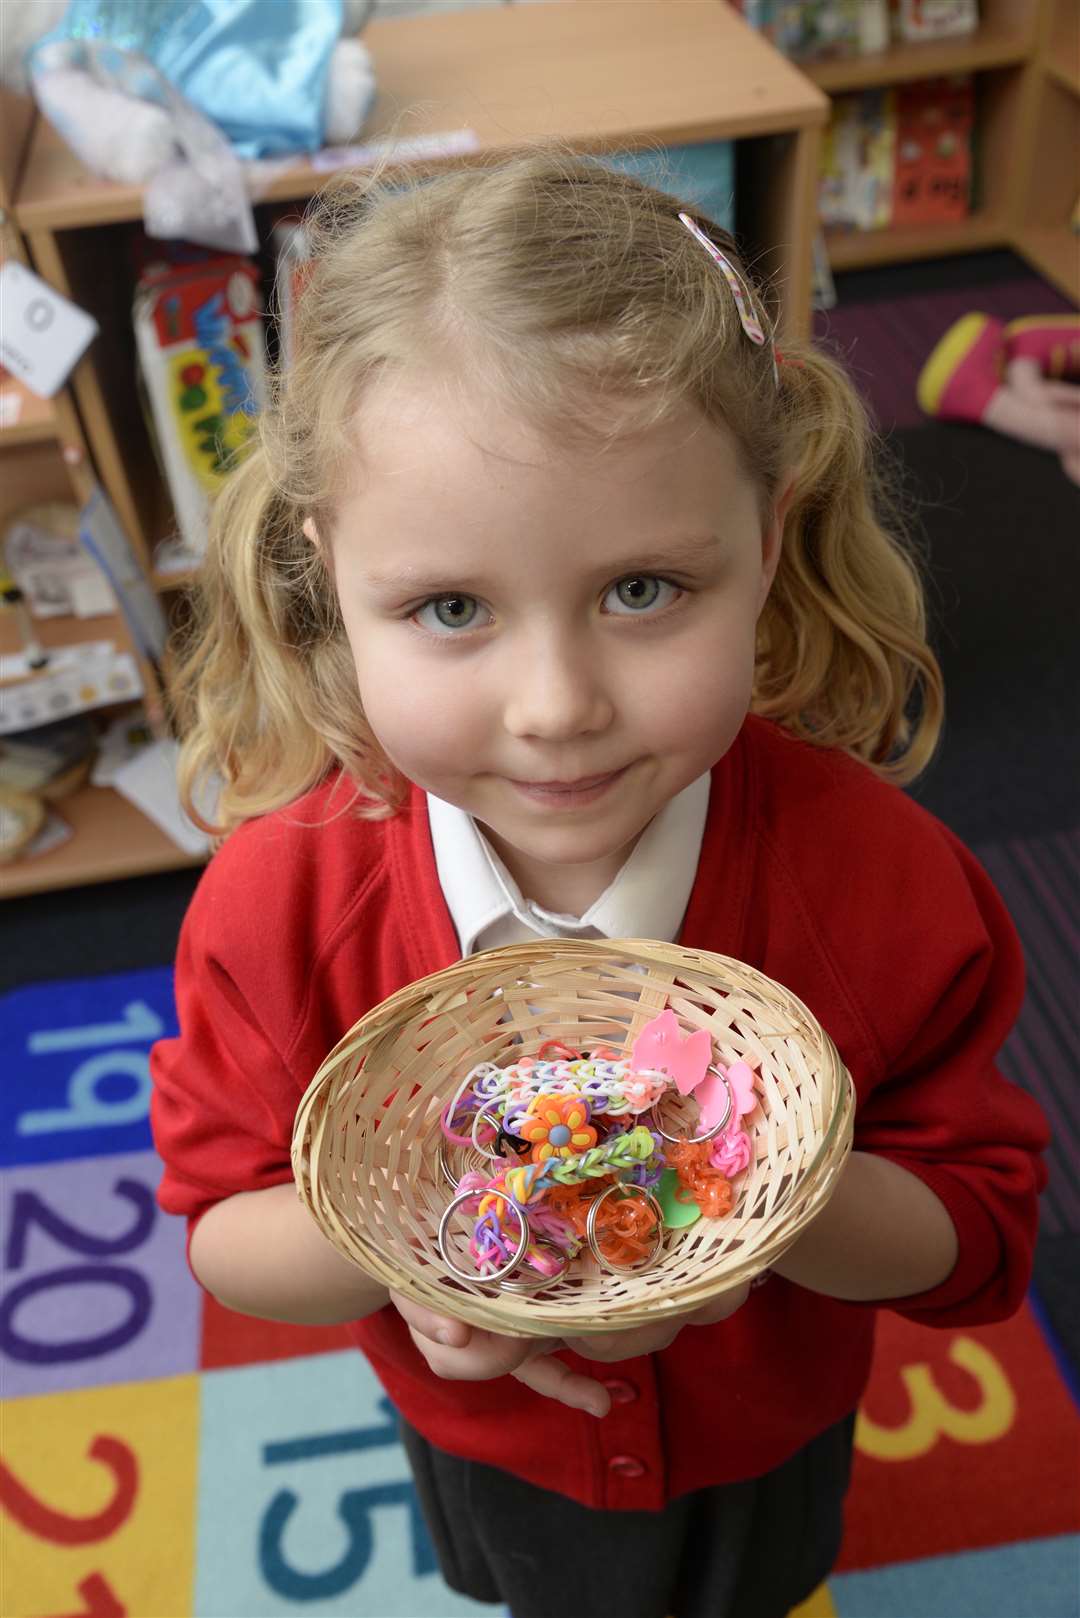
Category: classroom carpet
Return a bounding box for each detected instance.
[2,955,1077,1618]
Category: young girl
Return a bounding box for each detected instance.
[150,147,1048,1618]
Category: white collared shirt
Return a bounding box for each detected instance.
[427,774,710,956]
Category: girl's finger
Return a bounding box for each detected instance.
[512,1352,611,1417]
[562,1324,681,1361]
[389,1290,471,1349]
[687,1281,751,1326]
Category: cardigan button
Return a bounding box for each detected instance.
[608,1454,647,1478]
[602,1378,638,1405]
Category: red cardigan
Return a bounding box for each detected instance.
[150,717,1048,1511]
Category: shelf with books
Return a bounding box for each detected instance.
[803,17,1034,93]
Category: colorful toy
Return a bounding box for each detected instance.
[1,0,377,252]
[434,1010,760,1292]
[918,313,1080,486]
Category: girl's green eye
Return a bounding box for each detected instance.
[416,595,481,633]
[605,575,678,615]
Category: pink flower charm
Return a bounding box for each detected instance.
[631,1010,712,1096]
[709,1128,752,1179]
[519,1093,597,1164]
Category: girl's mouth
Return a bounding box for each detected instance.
[507,766,630,808]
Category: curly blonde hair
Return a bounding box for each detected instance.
[170,142,942,835]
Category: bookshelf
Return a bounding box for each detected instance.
[1,89,198,898]
[801,0,1079,296]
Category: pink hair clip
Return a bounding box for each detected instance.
[678,212,766,345]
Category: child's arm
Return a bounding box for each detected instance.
[768,1151,958,1300]
[189,1183,390,1324]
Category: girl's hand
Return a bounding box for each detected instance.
[560,1280,750,1363]
[389,1291,612,1417]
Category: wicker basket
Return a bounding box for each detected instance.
[292,938,854,1336]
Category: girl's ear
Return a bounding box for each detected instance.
[759,475,796,611]
[303,517,335,581]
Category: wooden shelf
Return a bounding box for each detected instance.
[15,4,827,233]
[1045,1,1080,96]
[825,211,1008,269]
[803,20,1032,93]
[0,603,131,663]
[1045,56,1080,94]
[1014,222,1080,299]
[1,782,204,897]
[0,376,58,447]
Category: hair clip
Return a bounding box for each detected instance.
[678,212,766,346]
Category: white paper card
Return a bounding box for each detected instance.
[0,262,100,398]
[111,738,212,856]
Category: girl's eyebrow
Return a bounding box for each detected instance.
[361,534,724,596]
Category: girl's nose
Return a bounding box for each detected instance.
[501,634,615,742]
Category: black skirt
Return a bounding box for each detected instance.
[399,1408,857,1618]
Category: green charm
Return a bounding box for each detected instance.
[657,1168,701,1229]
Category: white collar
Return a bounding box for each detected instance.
[427,773,710,956]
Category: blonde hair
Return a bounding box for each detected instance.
[171,143,943,835]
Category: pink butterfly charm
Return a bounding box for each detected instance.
[631,1010,711,1096]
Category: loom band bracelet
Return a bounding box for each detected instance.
[497,1237,572,1294]
[441,1063,502,1146]
[537,1040,581,1061]
[437,1186,531,1286]
[585,1183,666,1274]
[646,1068,731,1145]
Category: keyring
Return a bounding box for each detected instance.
[646,1067,731,1144]
[438,1142,491,1190]
[470,1101,512,1160]
[585,1183,665,1273]
[438,1134,524,1189]
[498,1237,571,1294]
[437,1186,530,1285]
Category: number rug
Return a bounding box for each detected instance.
[2,968,1077,1618]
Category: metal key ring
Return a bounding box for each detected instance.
[437,1186,530,1285]
[498,1237,571,1294]
[585,1183,665,1274]
[438,1134,525,1190]
[646,1067,731,1144]
[470,1101,511,1160]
